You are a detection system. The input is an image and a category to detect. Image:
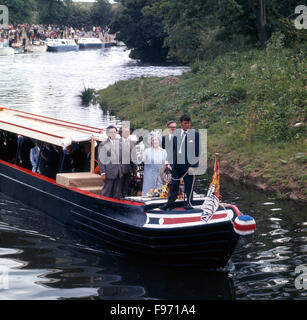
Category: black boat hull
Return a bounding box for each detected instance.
[78,43,103,50]
[47,45,79,52]
[0,160,240,268]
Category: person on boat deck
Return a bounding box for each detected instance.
[0,131,18,163]
[18,136,34,170]
[70,143,86,172]
[141,132,167,197]
[81,142,91,172]
[30,140,41,173]
[98,125,123,199]
[162,120,177,150]
[159,114,200,211]
[119,125,137,198]
[58,145,75,173]
[45,144,59,179]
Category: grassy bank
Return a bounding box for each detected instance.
[97,35,307,202]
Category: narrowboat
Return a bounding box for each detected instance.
[0,107,256,268]
[46,39,79,52]
[77,38,104,50]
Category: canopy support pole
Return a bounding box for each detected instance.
[90,136,95,173]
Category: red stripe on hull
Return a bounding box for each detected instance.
[211,213,228,220]
[0,159,144,206]
[162,212,228,225]
[163,216,202,224]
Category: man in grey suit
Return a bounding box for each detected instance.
[119,125,137,198]
[98,125,123,199]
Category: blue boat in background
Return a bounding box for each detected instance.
[46,39,79,52]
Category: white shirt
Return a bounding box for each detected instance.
[179,129,187,153]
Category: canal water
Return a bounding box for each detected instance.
[0,47,306,300]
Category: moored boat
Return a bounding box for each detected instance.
[0,47,15,56]
[0,40,15,56]
[26,40,47,54]
[0,107,256,268]
[46,39,78,52]
[78,38,104,50]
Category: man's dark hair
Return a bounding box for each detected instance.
[106,125,117,131]
[179,114,191,122]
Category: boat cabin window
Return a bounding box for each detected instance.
[0,130,170,199]
[0,130,92,179]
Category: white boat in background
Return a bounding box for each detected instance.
[0,40,15,56]
[46,39,78,52]
[26,41,47,54]
[0,47,15,56]
[78,38,104,50]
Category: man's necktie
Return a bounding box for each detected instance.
[178,131,187,154]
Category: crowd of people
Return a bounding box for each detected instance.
[98,114,200,209]
[0,24,114,47]
[0,114,200,209]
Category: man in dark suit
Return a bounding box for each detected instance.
[98,125,123,199]
[119,125,137,197]
[160,114,200,210]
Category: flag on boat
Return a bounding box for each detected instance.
[207,153,221,200]
[201,153,221,222]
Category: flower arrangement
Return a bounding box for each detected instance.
[146,185,169,198]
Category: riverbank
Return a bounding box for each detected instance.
[97,38,306,202]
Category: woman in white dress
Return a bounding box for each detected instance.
[142,132,167,196]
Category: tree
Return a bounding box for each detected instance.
[153,0,306,63]
[91,0,112,28]
[1,0,37,24]
[36,0,73,25]
[109,0,168,62]
[151,0,219,62]
[68,3,93,29]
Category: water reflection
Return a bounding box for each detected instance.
[0,170,307,300]
[215,178,307,300]
[0,46,307,300]
[0,192,234,300]
[0,47,189,129]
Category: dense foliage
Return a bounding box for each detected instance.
[110,0,307,63]
[2,0,112,28]
[3,0,306,62]
[97,33,307,199]
[109,0,168,62]
[1,0,37,24]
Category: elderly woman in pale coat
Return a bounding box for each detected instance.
[141,132,167,197]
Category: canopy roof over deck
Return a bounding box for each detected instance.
[0,107,106,147]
